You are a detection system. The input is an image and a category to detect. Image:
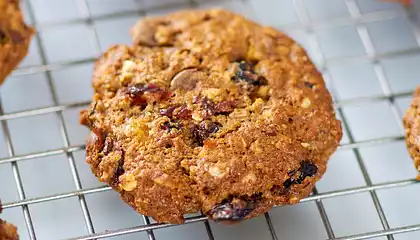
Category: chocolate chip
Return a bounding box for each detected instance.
[192,121,222,146]
[233,61,267,86]
[113,151,125,186]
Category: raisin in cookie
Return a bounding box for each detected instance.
[0,0,34,85]
[403,87,420,179]
[0,201,18,240]
[80,9,342,224]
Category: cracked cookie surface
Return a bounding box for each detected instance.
[80,9,342,224]
[0,0,34,85]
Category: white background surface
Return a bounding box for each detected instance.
[1,0,420,239]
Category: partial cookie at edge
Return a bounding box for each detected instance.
[0,0,34,85]
[0,200,19,240]
[403,87,420,179]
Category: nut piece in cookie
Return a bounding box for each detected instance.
[82,9,342,224]
[0,0,34,85]
[0,200,19,240]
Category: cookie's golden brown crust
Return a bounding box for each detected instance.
[403,87,420,180]
[81,9,342,224]
[0,201,18,240]
[0,0,34,85]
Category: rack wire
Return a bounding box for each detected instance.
[1,0,420,239]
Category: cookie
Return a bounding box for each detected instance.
[0,0,34,85]
[0,201,18,240]
[403,87,420,179]
[80,9,342,224]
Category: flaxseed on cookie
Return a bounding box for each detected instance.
[403,87,420,179]
[0,0,34,85]
[0,201,18,240]
[80,9,342,224]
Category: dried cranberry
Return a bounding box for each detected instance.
[233,61,267,86]
[192,121,222,146]
[200,98,216,118]
[175,106,192,120]
[215,101,236,115]
[160,106,177,117]
[128,84,171,106]
[199,98,236,118]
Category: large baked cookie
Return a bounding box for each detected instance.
[80,9,342,224]
[403,87,420,179]
[0,0,34,85]
[0,201,18,240]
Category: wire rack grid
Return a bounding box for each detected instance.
[1,0,420,239]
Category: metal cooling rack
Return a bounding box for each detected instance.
[1,0,420,239]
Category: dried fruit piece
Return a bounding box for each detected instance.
[160,105,192,120]
[192,121,222,146]
[160,106,178,118]
[208,200,254,221]
[233,61,267,86]
[283,161,318,188]
[113,152,125,186]
[215,101,236,115]
[199,98,236,119]
[208,194,262,221]
[128,84,171,106]
[175,106,192,119]
[170,69,206,90]
[87,128,106,152]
